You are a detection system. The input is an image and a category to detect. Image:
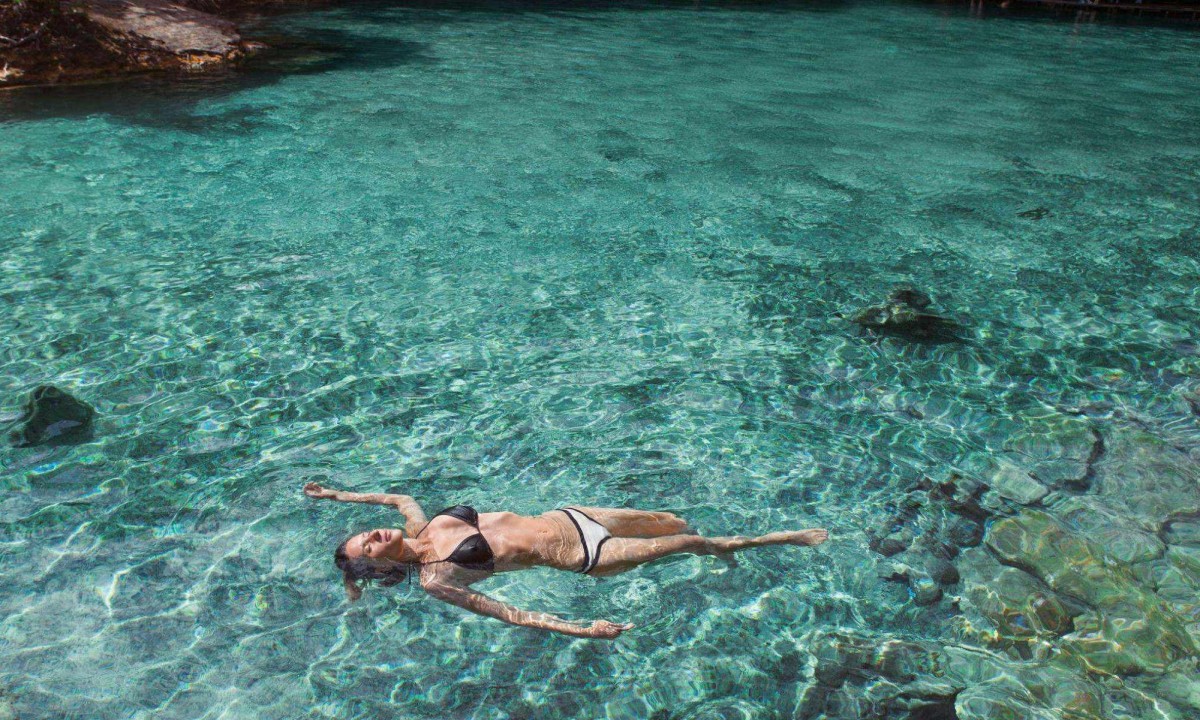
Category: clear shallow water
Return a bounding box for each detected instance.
[2,2,1200,718]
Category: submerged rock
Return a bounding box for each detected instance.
[1064,607,1194,677]
[1002,414,1100,491]
[9,385,95,447]
[878,561,945,606]
[946,517,985,549]
[1017,206,1051,220]
[798,631,963,718]
[1152,671,1200,714]
[872,533,911,558]
[911,576,943,606]
[1185,390,1200,417]
[887,286,932,310]
[990,459,1050,505]
[955,685,1059,720]
[988,510,1130,609]
[796,630,1110,720]
[849,285,964,342]
[1091,426,1200,530]
[987,509,1196,674]
[1164,520,1200,547]
[926,557,960,586]
[0,688,13,720]
[842,424,1200,719]
[964,558,1077,640]
[924,472,991,522]
[1155,546,1200,605]
[1052,496,1165,565]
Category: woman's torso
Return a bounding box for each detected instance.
[418,507,583,576]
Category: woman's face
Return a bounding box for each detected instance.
[346,528,405,561]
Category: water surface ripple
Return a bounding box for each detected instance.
[2,2,1200,718]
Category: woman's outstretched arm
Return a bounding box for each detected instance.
[422,580,632,640]
[303,482,428,533]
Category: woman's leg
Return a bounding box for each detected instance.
[588,529,828,577]
[567,506,693,538]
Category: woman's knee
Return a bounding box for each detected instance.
[651,512,692,535]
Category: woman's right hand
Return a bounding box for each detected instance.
[584,620,633,639]
[304,481,335,499]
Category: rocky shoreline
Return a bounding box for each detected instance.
[0,0,284,87]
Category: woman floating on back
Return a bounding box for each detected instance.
[305,482,829,639]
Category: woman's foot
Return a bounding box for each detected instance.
[710,529,830,555]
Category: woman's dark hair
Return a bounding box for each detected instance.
[334,536,413,597]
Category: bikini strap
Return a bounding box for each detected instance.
[414,504,480,537]
[433,504,480,527]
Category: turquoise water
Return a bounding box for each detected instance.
[3,1,1200,718]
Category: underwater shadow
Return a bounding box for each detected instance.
[0,22,430,129]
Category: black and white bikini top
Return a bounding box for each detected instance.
[416,505,495,572]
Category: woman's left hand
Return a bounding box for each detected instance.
[585,620,634,639]
[304,482,335,499]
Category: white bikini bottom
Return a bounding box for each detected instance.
[559,507,612,574]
